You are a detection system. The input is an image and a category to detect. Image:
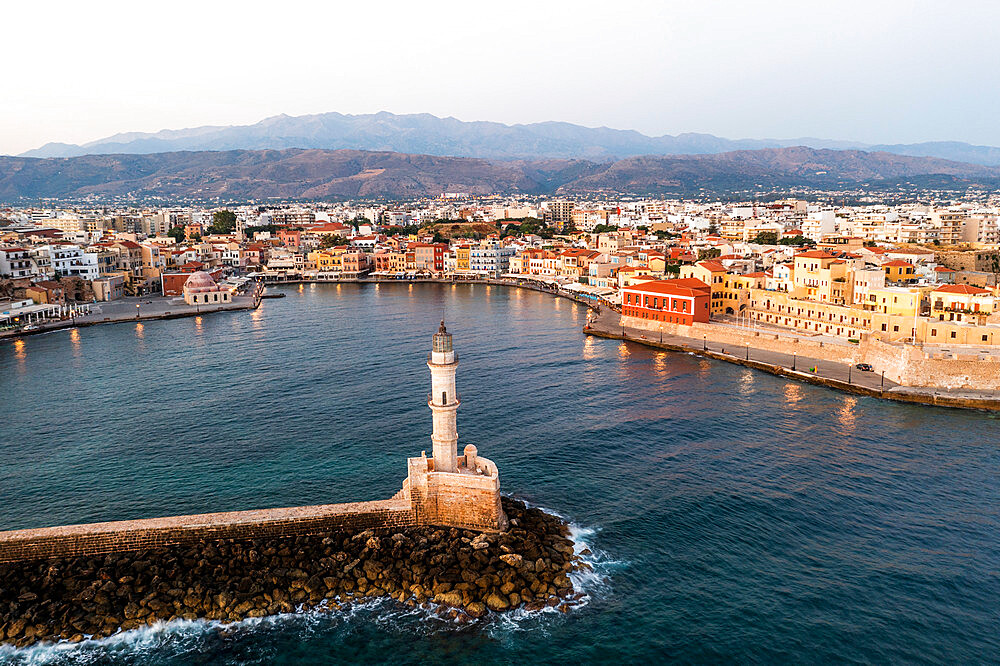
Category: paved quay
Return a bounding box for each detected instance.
[0,293,259,340]
[584,307,1000,412]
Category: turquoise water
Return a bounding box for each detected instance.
[1,283,999,664]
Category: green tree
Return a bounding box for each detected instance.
[591,224,618,234]
[707,221,720,236]
[778,235,811,247]
[752,231,779,245]
[320,234,343,249]
[700,248,722,259]
[208,210,237,235]
[167,226,185,243]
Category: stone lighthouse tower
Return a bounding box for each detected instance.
[428,321,459,473]
[401,321,507,532]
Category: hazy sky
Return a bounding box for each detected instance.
[3,0,999,155]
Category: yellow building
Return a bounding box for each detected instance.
[861,286,924,317]
[930,284,998,325]
[456,246,471,272]
[882,260,917,285]
[791,250,852,304]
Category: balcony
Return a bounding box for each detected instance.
[427,392,461,407]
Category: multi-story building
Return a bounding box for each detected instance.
[468,241,515,277]
[622,278,712,325]
[0,247,36,278]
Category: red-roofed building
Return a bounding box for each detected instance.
[622,278,711,325]
[930,283,998,324]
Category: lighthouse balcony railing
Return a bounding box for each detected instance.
[427,393,461,406]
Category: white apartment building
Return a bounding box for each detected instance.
[0,247,37,278]
[469,242,516,277]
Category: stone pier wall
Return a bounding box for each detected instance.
[620,315,860,364]
[0,499,415,564]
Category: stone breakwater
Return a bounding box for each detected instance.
[0,499,583,648]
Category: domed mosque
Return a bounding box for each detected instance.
[182,271,232,306]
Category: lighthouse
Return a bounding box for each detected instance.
[428,320,459,473]
[402,321,506,531]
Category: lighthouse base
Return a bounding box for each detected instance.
[399,449,508,532]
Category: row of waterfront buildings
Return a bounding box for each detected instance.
[3,197,1000,347]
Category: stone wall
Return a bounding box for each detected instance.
[0,499,415,564]
[860,337,1000,390]
[405,454,507,532]
[620,314,860,364]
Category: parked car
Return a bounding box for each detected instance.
[855,363,873,372]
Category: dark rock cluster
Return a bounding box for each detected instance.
[0,498,584,648]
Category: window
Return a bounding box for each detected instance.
[951,331,957,339]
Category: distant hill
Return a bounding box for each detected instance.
[2,147,998,202]
[17,111,1000,166]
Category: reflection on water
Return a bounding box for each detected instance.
[739,369,755,395]
[135,323,145,339]
[582,335,598,361]
[838,396,858,431]
[654,352,668,378]
[784,382,802,406]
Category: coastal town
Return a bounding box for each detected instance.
[3,196,1000,401]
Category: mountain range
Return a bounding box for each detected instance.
[18,112,1000,167]
[2,147,998,202]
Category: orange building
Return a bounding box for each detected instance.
[622,278,711,325]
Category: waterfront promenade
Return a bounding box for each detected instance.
[584,307,1000,411]
[0,291,261,340]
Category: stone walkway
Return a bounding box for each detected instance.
[585,308,1000,411]
[0,294,258,339]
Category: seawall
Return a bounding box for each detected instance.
[0,498,582,648]
[0,499,414,564]
[0,299,259,340]
[584,325,1000,412]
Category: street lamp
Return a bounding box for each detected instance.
[848,363,852,384]
[135,303,141,320]
[745,342,750,360]
[703,334,707,351]
[792,351,796,371]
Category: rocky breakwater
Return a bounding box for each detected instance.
[0,499,584,648]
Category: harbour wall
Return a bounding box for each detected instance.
[0,498,580,648]
[0,499,415,564]
[588,324,1000,411]
[619,315,859,364]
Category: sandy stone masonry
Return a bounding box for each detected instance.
[0,323,507,564]
[0,500,414,564]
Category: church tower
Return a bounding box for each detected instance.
[428,321,459,473]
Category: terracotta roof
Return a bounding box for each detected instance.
[624,278,710,297]
[882,260,914,267]
[933,284,991,295]
[697,260,726,272]
[933,266,956,272]
[795,250,837,259]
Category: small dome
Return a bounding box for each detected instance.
[183,271,219,293]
